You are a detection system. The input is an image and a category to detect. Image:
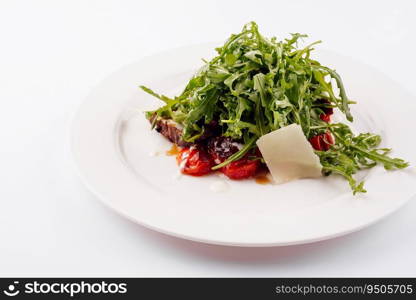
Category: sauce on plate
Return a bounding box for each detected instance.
[166,144,180,156]
[255,174,271,185]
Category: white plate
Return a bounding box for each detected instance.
[71,43,416,247]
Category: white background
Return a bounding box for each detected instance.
[0,0,415,277]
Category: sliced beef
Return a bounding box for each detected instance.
[198,120,222,141]
[150,115,192,147]
[207,136,242,164]
[150,115,221,147]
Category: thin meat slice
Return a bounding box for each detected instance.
[150,115,192,147]
[207,136,242,164]
[150,115,220,147]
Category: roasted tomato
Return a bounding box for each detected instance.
[176,146,214,176]
[317,99,333,123]
[319,113,331,123]
[220,156,260,180]
[309,131,334,151]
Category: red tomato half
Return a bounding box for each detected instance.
[220,157,260,180]
[176,147,214,176]
[317,99,333,123]
[309,131,334,151]
[319,113,331,122]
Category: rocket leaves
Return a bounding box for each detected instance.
[140,22,408,193]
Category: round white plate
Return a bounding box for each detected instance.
[71,43,416,247]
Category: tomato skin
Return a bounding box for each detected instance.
[176,146,214,176]
[324,131,334,145]
[309,131,334,151]
[309,135,321,150]
[317,99,333,123]
[319,113,331,122]
[221,157,260,180]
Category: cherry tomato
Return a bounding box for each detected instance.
[319,113,331,122]
[317,99,333,123]
[220,157,260,180]
[324,131,334,145]
[176,146,213,176]
[309,131,334,151]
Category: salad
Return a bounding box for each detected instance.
[140,22,408,194]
